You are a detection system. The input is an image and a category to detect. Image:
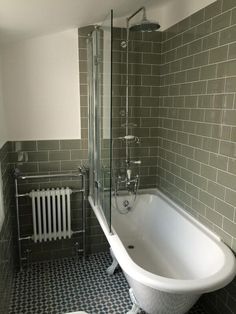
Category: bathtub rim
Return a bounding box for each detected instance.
[88,188,236,294]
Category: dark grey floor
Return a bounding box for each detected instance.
[9,252,207,314]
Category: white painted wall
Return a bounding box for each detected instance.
[0,53,7,149]
[1,29,80,141]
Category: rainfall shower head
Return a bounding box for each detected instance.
[129,18,160,32]
[128,7,160,32]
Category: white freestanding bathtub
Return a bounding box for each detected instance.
[89,189,236,314]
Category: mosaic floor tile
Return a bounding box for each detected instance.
[9,252,207,314]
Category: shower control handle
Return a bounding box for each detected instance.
[95,180,101,189]
[130,160,141,165]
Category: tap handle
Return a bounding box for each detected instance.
[127,169,132,180]
[130,160,141,165]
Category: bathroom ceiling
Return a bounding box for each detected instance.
[0,0,216,44]
[0,0,170,44]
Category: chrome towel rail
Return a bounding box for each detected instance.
[14,169,87,270]
[17,172,83,180]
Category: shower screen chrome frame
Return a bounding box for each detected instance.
[87,11,113,234]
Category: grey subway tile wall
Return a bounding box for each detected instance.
[112,27,161,188]
[159,0,236,258]
[0,142,15,313]
[159,1,236,313]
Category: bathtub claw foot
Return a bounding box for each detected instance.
[127,288,141,314]
[106,259,119,275]
[126,304,140,314]
[106,248,119,275]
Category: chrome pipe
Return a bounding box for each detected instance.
[19,236,32,241]
[15,178,23,271]
[16,173,82,180]
[19,231,85,239]
[126,17,129,157]
[72,230,85,235]
[127,7,145,22]
[16,188,85,198]
[82,174,86,261]
[125,8,146,164]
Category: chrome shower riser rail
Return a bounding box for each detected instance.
[14,171,87,271]
[125,7,145,162]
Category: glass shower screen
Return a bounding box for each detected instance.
[88,11,113,232]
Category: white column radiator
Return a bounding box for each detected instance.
[29,187,72,243]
